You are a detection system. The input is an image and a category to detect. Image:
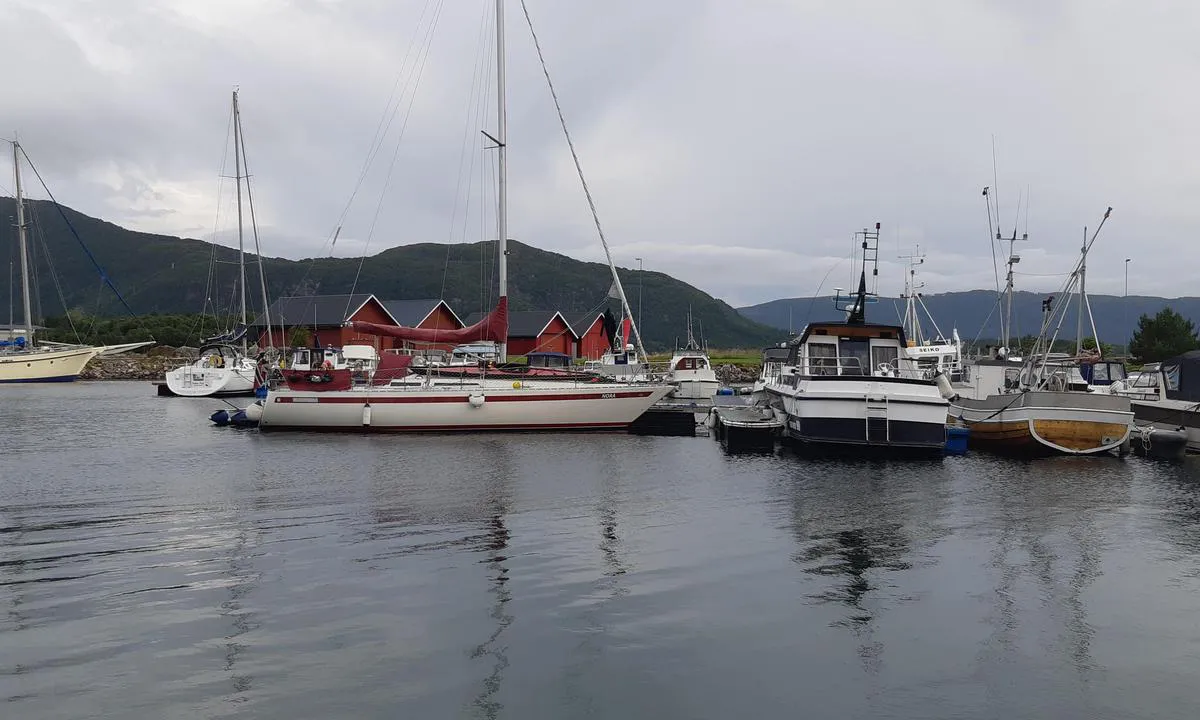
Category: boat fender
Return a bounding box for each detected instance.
[210,409,231,426]
[469,393,486,408]
[1108,380,1125,395]
[512,381,522,389]
[362,403,372,426]
[933,371,958,401]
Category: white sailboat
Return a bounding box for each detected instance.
[1,141,151,383]
[666,311,719,399]
[164,90,273,398]
[255,0,671,432]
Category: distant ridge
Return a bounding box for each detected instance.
[0,197,780,350]
[739,290,1198,344]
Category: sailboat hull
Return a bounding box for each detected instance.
[164,363,257,397]
[259,384,672,432]
[0,346,101,383]
[950,391,1132,456]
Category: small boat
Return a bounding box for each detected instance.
[951,206,1132,456]
[708,402,783,452]
[666,312,719,400]
[1122,352,1200,454]
[1129,423,1187,459]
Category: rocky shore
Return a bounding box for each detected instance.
[714,363,761,385]
[81,355,191,381]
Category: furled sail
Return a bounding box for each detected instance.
[351,297,508,344]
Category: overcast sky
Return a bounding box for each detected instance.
[3,0,1196,307]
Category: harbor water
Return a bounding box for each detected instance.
[3,382,1200,718]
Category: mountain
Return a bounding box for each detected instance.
[0,197,780,350]
[739,290,1199,347]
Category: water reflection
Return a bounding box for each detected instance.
[777,457,952,672]
[973,456,1133,677]
[468,441,515,720]
[221,523,261,700]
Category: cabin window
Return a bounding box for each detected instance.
[871,346,899,374]
[840,339,869,376]
[1108,363,1126,381]
[1092,364,1109,383]
[1164,364,1181,392]
[808,342,837,375]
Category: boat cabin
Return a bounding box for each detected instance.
[783,322,910,378]
[196,344,242,369]
[1130,351,1200,403]
[1079,359,1128,387]
[526,351,572,369]
[289,346,345,371]
[672,353,710,372]
[906,338,963,381]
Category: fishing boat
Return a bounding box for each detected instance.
[666,312,718,399]
[763,223,950,454]
[164,90,276,398]
[949,206,1132,455]
[1,141,151,382]
[257,1,671,432]
[897,247,964,382]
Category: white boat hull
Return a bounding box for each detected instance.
[766,376,948,450]
[0,346,101,383]
[671,378,720,400]
[164,362,257,397]
[259,383,672,432]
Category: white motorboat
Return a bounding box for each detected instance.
[763,224,950,454]
[666,313,718,399]
[258,1,671,432]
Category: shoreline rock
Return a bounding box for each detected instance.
[81,356,189,381]
[715,363,761,385]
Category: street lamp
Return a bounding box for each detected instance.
[1124,258,1131,355]
[635,257,643,335]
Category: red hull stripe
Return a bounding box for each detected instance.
[261,421,630,433]
[274,391,654,404]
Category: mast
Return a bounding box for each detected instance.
[1075,228,1086,355]
[1001,229,1027,353]
[235,95,274,352]
[899,245,925,344]
[844,223,879,325]
[12,142,33,345]
[232,90,248,354]
[495,0,508,362]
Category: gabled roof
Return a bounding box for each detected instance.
[463,309,579,339]
[250,294,394,328]
[380,299,465,328]
[567,311,605,335]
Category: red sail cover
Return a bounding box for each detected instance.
[351,296,508,344]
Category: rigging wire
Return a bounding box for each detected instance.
[518,0,647,359]
[26,202,81,342]
[344,0,446,317]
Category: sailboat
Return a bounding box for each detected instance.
[666,310,719,399]
[254,0,671,432]
[1,141,151,383]
[949,207,1132,455]
[762,223,950,454]
[164,91,273,398]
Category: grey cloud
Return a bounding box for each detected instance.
[1,0,1193,311]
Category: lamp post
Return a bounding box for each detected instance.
[636,257,643,336]
[1124,258,1131,355]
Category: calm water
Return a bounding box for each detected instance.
[3,383,1200,718]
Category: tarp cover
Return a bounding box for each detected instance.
[0,337,26,348]
[1162,349,1200,402]
[351,297,508,345]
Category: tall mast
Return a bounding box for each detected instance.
[1075,228,1086,355]
[12,142,33,344]
[1001,230,1027,353]
[232,90,248,353]
[495,0,508,362]
[234,96,274,352]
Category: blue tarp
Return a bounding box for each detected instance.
[0,337,27,348]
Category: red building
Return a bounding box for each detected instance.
[570,312,610,359]
[251,295,463,351]
[464,309,578,357]
[380,299,465,351]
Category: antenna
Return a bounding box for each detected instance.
[836,222,880,324]
[898,244,926,344]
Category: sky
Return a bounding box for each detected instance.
[2,0,1197,308]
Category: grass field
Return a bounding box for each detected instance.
[647,348,763,367]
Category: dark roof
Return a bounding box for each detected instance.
[463,309,578,339]
[250,294,390,328]
[380,299,463,328]
[567,311,604,334]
